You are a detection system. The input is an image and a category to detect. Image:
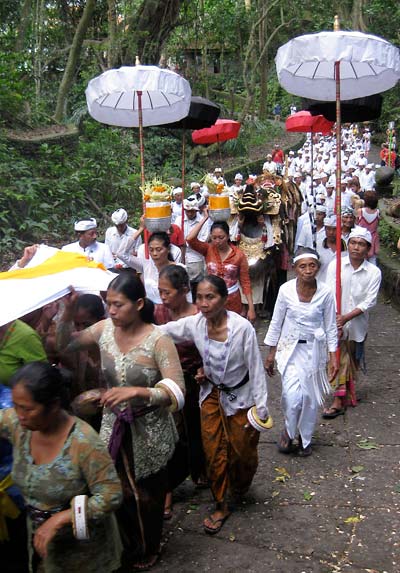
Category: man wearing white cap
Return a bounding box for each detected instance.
[229,173,244,195]
[316,215,347,283]
[176,196,207,292]
[105,208,142,269]
[262,154,276,174]
[323,226,382,418]
[171,187,184,224]
[359,164,376,192]
[324,181,336,215]
[314,205,327,251]
[286,151,297,177]
[62,218,114,269]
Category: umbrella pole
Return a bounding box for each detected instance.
[137,90,149,259]
[181,129,186,233]
[217,136,222,166]
[311,134,316,248]
[335,60,342,370]
[334,62,342,314]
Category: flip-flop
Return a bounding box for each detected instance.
[322,407,345,419]
[203,513,231,535]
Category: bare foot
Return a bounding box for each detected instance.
[132,553,160,571]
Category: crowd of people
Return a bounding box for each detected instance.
[1,123,387,572]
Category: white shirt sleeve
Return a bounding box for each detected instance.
[264,286,288,347]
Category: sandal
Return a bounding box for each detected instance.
[298,444,312,457]
[277,429,297,454]
[203,512,231,535]
[322,407,345,419]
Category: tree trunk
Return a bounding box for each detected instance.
[15,0,32,52]
[126,0,183,65]
[351,0,367,31]
[107,0,118,68]
[258,3,268,120]
[33,0,46,107]
[54,0,96,123]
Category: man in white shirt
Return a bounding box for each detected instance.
[105,208,142,269]
[262,154,277,173]
[171,187,183,224]
[229,173,245,197]
[323,226,381,418]
[324,181,336,215]
[341,179,357,209]
[359,164,376,192]
[62,218,114,269]
[176,197,207,291]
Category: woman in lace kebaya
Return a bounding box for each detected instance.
[57,274,185,571]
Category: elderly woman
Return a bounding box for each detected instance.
[159,275,270,534]
[264,247,338,456]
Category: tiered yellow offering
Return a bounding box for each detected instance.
[141,179,173,232]
[205,174,231,221]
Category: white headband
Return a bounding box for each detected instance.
[293,253,319,264]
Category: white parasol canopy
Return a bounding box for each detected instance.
[276,31,400,101]
[275,20,400,319]
[85,65,192,127]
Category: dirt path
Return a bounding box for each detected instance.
[150,296,400,572]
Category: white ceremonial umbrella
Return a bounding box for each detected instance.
[86,65,191,188]
[86,64,191,256]
[276,16,400,312]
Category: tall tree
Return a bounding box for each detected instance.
[54,0,96,122]
[125,0,184,64]
[14,0,32,52]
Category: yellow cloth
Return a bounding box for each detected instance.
[0,474,20,541]
[0,251,105,281]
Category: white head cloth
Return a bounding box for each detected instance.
[74,218,97,232]
[349,226,372,244]
[323,215,337,227]
[183,198,199,211]
[111,208,128,225]
[293,253,319,264]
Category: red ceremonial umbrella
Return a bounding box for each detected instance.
[286,111,334,246]
[192,119,241,165]
[285,110,333,134]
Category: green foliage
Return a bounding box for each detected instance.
[0,52,32,127]
[379,216,399,251]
